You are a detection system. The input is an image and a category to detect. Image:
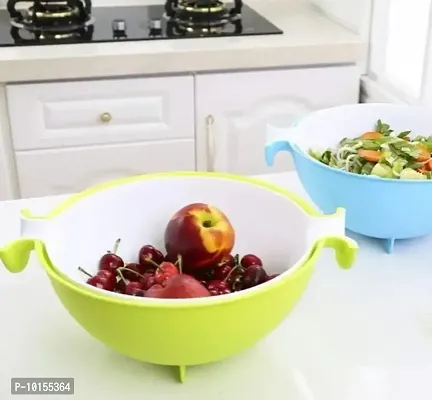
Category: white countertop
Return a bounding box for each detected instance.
[0,0,366,83]
[1,171,432,399]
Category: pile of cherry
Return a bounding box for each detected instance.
[78,239,279,298]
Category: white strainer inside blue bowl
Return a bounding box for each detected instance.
[265,103,432,253]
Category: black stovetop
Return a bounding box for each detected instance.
[0,4,283,47]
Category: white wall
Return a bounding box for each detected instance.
[309,0,372,38]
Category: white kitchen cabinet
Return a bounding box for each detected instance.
[6,76,194,151]
[195,66,360,175]
[15,140,195,198]
[0,86,18,200]
[6,75,196,199]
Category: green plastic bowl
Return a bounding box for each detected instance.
[0,172,357,382]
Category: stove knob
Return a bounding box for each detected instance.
[149,19,162,30]
[112,19,127,37]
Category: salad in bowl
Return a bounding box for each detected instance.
[308,119,432,180]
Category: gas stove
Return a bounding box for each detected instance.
[0,0,282,46]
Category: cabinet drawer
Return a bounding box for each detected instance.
[7,76,194,151]
[16,140,195,198]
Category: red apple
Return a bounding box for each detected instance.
[145,275,210,299]
[164,203,235,269]
[145,284,164,297]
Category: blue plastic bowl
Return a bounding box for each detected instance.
[265,103,432,253]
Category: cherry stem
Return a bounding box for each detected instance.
[78,266,93,278]
[116,268,127,284]
[145,257,160,269]
[223,264,242,283]
[118,267,145,279]
[177,254,183,274]
[234,254,240,266]
[112,238,121,255]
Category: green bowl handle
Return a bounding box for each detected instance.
[318,235,358,269]
[0,239,38,273]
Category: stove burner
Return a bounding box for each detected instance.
[165,0,243,30]
[165,16,242,37]
[7,0,93,34]
[10,24,93,43]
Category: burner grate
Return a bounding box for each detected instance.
[7,0,93,34]
[165,0,243,27]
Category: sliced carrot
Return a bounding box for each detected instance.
[416,146,431,162]
[358,149,381,163]
[418,167,428,174]
[360,131,382,140]
[426,159,432,171]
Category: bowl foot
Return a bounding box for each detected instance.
[384,238,395,254]
[178,365,186,383]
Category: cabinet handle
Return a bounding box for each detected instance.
[99,112,112,123]
[205,114,215,172]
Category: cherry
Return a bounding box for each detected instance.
[218,254,236,268]
[122,263,142,281]
[240,254,263,269]
[154,261,179,284]
[191,267,215,282]
[207,280,231,296]
[131,289,145,297]
[140,272,156,290]
[266,274,280,281]
[213,264,232,281]
[79,267,116,291]
[227,266,245,285]
[213,253,243,287]
[125,281,145,296]
[115,278,128,293]
[115,269,147,296]
[98,239,124,272]
[138,245,164,272]
[241,265,268,289]
[211,263,244,292]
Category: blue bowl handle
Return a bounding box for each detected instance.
[265,123,298,167]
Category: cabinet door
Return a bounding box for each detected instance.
[7,75,194,151]
[195,66,360,175]
[16,140,195,198]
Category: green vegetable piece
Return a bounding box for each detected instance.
[308,149,322,161]
[361,162,375,175]
[406,161,424,170]
[397,130,411,138]
[350,156,366,173]
[392,158,408,174]
[371,163,393,178]
[361,140,381,151]
[376,119,394,136]
[389,141,421,159]
[321,150,332,165]
[399,168,427,180]
[329,154,338,167]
